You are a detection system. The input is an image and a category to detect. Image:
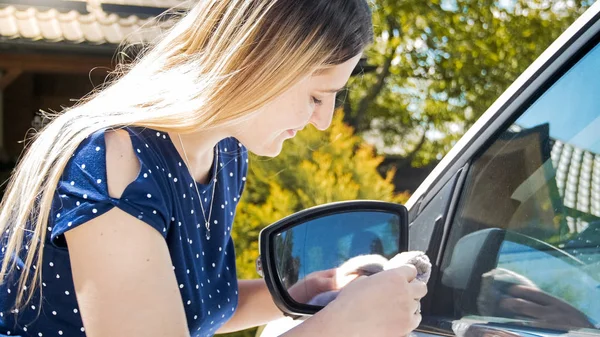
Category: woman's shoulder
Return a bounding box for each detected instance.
[50,127,176,248]
[65,127,164,178]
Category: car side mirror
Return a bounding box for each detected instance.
[257,200,409,318]
[441,228,506,315]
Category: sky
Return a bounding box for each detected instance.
[515,43,600,154]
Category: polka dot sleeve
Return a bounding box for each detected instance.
[49,129,171,248]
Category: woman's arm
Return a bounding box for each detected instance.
[65,130,190,337]
[66,208,191,337]
[216,279,346,336]
[216,279,284,333]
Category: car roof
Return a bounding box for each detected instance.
[405,1,600,210]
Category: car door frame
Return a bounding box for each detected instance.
[406,2,600,336]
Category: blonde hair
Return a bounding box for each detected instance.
[0,0,373,311]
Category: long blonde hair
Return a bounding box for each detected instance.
[0,0,373,310]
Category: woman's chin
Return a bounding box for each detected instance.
[243,132,293,157]
[249,141,283,158]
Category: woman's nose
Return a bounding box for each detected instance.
[309,103,335,131]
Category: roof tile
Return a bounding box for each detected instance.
[99,15,124,44]
[37,9,63,41]
[550,139,600,219]
[99,0,190,9]
[0,5,169,45]
[16,8,42,39]
[79,12,104,43]
[58,11,85,42]
[0,7,19,37]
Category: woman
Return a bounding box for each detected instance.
[0,1,427,336]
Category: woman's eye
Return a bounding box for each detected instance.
[312,96,323,105]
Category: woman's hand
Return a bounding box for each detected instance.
[283,265,428,337]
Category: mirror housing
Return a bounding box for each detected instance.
[258,200,408,318]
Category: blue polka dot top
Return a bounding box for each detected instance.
[0,127,248,337]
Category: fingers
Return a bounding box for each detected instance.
[312,274,336,293]
[336,255,387,278]
[411,304,423,330]
[409,298,420,315]
[408,280,426,329]
[393,264,418,282]
[500,297,548,318]
[313,268,337,279]
[336,273,361,289]
[409,279,428,299]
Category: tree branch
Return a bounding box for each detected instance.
[393,128,428,169]
[353,16,399,132]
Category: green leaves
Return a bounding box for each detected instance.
[345,0,592,167]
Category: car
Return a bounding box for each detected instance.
[257,1,600,336]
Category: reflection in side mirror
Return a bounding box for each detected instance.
[259,201,408,318]
[275,211,400,306]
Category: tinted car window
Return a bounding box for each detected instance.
[432,42,600,332]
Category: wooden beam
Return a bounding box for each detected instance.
[0,69,23,90]
[0,53,114,75]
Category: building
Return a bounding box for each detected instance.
[0,0,184,189]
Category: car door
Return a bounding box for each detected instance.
[410,2,600,336]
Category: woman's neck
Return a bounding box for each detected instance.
[169,129,228,184]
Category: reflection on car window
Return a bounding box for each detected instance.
[433,42,600,332]
[496,237,600,319]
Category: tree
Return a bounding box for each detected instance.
[221,112,408,337]
[343,0,593,167]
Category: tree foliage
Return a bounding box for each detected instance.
[343,0,593,167]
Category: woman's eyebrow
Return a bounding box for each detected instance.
[318,86,346,93]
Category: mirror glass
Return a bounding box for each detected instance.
[273,211,401,307]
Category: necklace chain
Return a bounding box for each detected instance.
[177,134,218,240]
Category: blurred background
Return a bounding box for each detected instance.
[0,0,595,335]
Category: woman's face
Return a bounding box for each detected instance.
[233,54,362,157]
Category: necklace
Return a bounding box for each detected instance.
[177,134,218,240]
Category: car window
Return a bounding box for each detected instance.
[431,41,600,333]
